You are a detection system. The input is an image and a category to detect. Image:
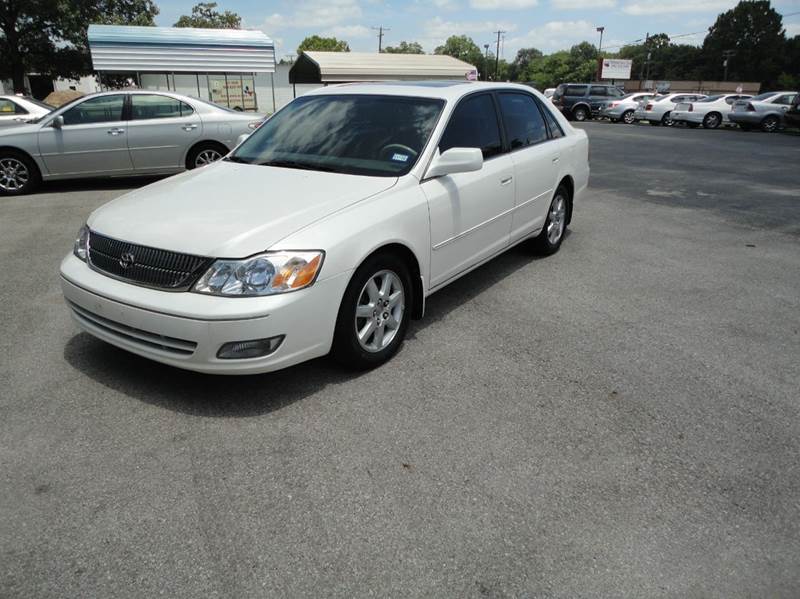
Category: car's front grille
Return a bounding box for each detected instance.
[68,301,197,356]
[88,232,213,291]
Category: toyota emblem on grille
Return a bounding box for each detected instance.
[119,252,136,269]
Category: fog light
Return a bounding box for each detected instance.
[216,335,284,359]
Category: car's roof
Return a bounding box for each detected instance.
[305,81,542,101]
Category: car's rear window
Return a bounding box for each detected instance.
[230,94,444,177]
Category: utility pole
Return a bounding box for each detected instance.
[638,32,649,83]
[372,26,390,53]
[484,44,490,81]
[596,26,605,81]
[722,50,735,81]
[493,30,506,81]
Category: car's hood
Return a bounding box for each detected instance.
[0,122,40,137]
[88,161,397,257]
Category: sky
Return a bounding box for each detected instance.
[154,0,800,60]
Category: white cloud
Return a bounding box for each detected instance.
[321,24,372,38]
[431,0,460,9]
[504,19,598,54]
[261,0,363,30]
[424,16,518,39]
[622,0,735,15]
[551,0,615,8]
[470,0,538,9]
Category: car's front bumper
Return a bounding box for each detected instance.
[60,253,351,375]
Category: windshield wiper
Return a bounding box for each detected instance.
[224,155,251,164]
[259,159,338,173]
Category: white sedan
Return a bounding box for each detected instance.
[60,82,590,374]
[670,94,753,129]
[0,95,53,127]
[634,92,707,126]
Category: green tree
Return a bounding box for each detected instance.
[297,35,350,53]
[701,0,785,87]
[434,35,485,77]
[778,35,800,89]
[384,41,424,54]
[174,2,240,29]
[0,0,159,93]
[508,47,543,81]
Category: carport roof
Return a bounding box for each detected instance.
[87,25,275,73]
[289,52,478,84]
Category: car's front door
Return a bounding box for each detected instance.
[496,92,565,244]
[421,93,515,289]
[126,94,202,171]
[37,94,133,176]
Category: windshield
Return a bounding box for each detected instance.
[230,94,444,177]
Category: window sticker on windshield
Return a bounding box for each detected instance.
[391,153,409,163]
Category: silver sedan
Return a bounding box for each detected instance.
[0,91,263,195]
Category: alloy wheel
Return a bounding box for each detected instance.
[705,113,721,129]
[195,149,223,167]
[354,270,405,353]
[762,116,779,133]
[547,194,567,245]
[623,110,636,124]
[0,157,29,193]
[662,113,674,127]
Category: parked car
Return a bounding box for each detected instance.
[601,92,657,124]
[551,83,625,121]
[784,93,800,129]
[670,94,753,129]
[729,91,798,132]
[60,82,590,374]
[0,91,263,195]
[0,95,53,128]
[634,92,707,126]
[544,88,556,99]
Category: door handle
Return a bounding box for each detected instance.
[182,124,198,131]
[552,155,560,163]
[107,128,125,135]
[500,176,513,186]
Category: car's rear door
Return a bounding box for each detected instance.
[588,86,608,113]
[497,92,567,243]
[421,92,516,289]
[126,94,201,171]
[37,94,133,176]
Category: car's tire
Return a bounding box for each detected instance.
[332,252,412,370]
[532,185,569,256]
[703,112,722,129]
[661,112,675,127]
[0,150,41,196]
[622,110,636,124]
[761,115,780,133]
[572,106,589,122]
[186,142,228,169]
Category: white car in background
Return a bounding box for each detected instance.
[0,95,53,127]
[601,92,658,124]
[671,94,753,129]
[634,92,707,126]
[0,90,262,195]
[60,82,590,374]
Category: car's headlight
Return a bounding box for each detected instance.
[73,224,89,261]
[193,251,324,297]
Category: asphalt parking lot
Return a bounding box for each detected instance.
[2,122,799,598]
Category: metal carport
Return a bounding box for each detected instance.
[87,25,277,112]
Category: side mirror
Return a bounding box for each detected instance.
[425,147,483,179]
[235,132,249,147]
[51,115,64,129]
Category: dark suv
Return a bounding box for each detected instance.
[552,83,625,121]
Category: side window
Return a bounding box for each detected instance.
[131,95,195,120]
[498,93,548,149]
[565,85,588,96]
[0,99,17,114]
[775,94,796,105]
[608,87,623,97]
[62,95,125,125]
[590,86,607,96]
[439,94,503,160]
[538,100,565,139]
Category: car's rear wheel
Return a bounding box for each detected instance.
[761,115,780,133]
[332,253,412,369]
[572,106,589,122]
[703,112,722,129]
[0,151,40,196]
[186,142,228,169]
[532,186,569,255]
[623,110,636,124]
[661,112,675,127]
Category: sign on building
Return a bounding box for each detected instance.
[600,59,633,80]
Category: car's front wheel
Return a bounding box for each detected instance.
[186,142,228,169]
[761,115,780,133]
[572,106,589,122]
[662,112,675,127]
[623,110,636,124]
[332,253,412,369]
[0,151,40,196]
[532,186,569,255]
